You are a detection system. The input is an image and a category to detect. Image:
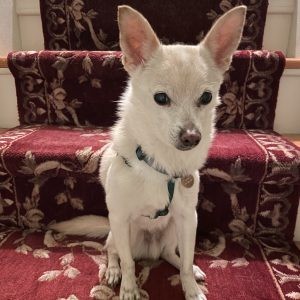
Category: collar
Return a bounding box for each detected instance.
[136,146,180,178]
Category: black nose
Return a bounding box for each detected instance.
[179,128,201,149]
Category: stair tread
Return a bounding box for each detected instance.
[0,125,299,184]
[0,227,299,300]
[0,125,299,237]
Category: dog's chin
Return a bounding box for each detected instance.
[174,143,198,152]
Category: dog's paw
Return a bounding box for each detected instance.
[181,275,207,300]
[120,276,140,300]
[193,265,206,281]
[105,265,122,287]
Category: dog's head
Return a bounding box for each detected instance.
[118,5,246,151]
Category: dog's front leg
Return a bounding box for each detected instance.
[175,209,206,300]
[109,215,140,300]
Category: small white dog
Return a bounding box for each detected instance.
[51,5,246,300]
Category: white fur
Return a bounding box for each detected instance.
[50,5,246,300]
[49,215,109,238]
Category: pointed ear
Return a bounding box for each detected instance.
[118,5,160,73]
[202,6,246,71]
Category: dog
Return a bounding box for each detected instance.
[50,5,246,300]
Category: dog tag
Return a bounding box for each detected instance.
[181,175,194,188]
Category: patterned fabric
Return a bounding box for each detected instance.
[8,50,285,130]
[39,0,269,51]
[201,129,300,242]
[1,228,300,300]
[0,125,299,244]
[217,50,285,129]
[0,125,109,228]
[3,2,300,299]
[8,51,125,127]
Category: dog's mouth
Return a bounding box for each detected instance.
[175,143,199,151]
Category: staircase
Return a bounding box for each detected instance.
[0,1,300,299]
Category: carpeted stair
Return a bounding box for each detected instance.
[1,1,300,299]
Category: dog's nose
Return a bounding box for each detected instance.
[179,128,201,148]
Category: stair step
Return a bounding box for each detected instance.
[0,227,299,300]
[0,125,299,240]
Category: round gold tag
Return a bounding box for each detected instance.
[181,175,194,188]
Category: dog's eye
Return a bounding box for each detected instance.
[154,92,170,106]
[198,91,212,106]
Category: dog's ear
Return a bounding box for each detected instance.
[118,5,160,73]
[201,6,246,71]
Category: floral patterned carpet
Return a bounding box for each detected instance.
[1,227,300,300]
[2,48,300,299]
[39,0,268,51]
[1,1,300,299]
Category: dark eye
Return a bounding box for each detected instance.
[198,91,212,106]
[154,92,171,106]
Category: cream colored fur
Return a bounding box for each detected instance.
[49,5,246,300]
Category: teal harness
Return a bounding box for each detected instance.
[122,146,177,219]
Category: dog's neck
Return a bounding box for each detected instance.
[112,115,212,177]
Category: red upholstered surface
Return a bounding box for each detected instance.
[8,50,285,130]
[0,228,299,300]
[2,126,110,177]
[2,5,299,298]
[39,0,268,51]
[0,126,299,242]
[1,126,297,183]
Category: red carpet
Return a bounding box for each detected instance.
[1,1,300,299]
[1,228,300,300]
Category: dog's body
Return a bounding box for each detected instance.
[50,6,246,300]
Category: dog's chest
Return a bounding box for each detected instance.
[129,175,174,232]
[133,173,173,219]
[106,154,199,222]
